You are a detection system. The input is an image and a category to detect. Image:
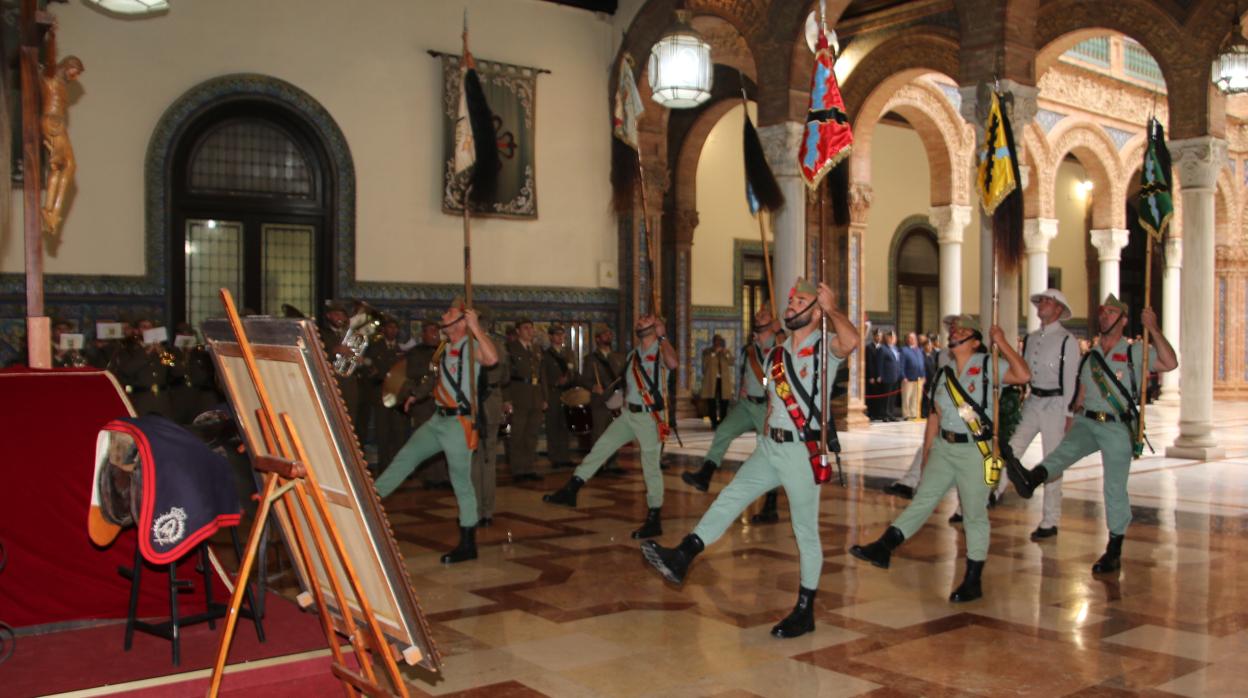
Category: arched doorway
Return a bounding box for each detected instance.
[169,100,333,327]
[894,226,939,339]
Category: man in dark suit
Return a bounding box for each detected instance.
[864,328,881,421]
[876,331,902,422]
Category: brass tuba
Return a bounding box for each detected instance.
[333,301,383,377]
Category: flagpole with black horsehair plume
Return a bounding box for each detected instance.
[456,10,499,438]
[798,0,852,486]
[740,80,784,322]
[1135,115,1173,455]
[976,86,1024,484]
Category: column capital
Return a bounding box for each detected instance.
[669,208,699,245]
[1023,218,1059,254]
[1164,235,1183,268]
[1090,228,1130,262]
[849,182,874,225]
[929,204,972,244]
[958,80,1038,135]
[757,121,805,179]
[1169,136,1228,191]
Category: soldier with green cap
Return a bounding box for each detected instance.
[641,278,860,639]
[374,297,499,563]
[850,314,1030,603]
[1011,293,1176,575]
[505,318,545,482]
[542,322,578,469]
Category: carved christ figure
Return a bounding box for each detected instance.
[40,28,83,234]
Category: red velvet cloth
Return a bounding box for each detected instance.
[0,367,220,628]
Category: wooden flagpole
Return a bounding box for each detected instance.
[758,212,779,322]
[1136,237,1154,448]
[19,0,51,368]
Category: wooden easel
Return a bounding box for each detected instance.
[207,289,410,697]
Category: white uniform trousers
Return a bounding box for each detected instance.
[996,395,1069,528]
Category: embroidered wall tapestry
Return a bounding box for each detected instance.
[440,54,539,219]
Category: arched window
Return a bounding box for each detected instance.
[170,101,331,327]
[895,227,939,339]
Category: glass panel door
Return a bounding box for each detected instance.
[185,219,243,328]
[261,223,316,318]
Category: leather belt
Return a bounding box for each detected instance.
[124,384,160,395]
[940,429,986,444]
[1083,410,1125,423]
[436,406,471,417]
[627,403,659,413]
[769,427,821,444]
[1029,385,1063,398]
[745,395,767,404]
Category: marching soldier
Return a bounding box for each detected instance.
[504,318,545,482]
[374,299,499,563]
[682,308,777,492]
[472,308,509,527]
[320,301,361,442]
[542,323,578,469]
[544,313,678,539]
[999,289,1080,540]
[641,280,859,639]
[885,314,962,499]
[1010,294,1177,575]
[579,324,627,474]
[402,319,449,487]
[109,318,173,418]
[850,316,1029,603]
[363,317,409,469]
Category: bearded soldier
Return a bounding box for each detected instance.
[1011,294,1177,575]
[641,279,859,639]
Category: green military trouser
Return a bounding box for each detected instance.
[692,438,823,588]
[703,399,767,466]
[574,410,663,508]
[472,395,503,518]
[374,414,477,526]
[1038,415,1134,535]
[893,439,991,560]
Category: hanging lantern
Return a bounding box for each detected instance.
[1213,10,1248,94]
[84,0,170,16]
[647,9,712,109]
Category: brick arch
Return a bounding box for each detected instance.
[759,0,855,127]
[1045,120,1127,229]
[1033,0,1210,138]
[839,31,962,120]
[672,98,745,238]
[1022,122,1051,219]
[1215,167,1236,246]
[852,75,974,208]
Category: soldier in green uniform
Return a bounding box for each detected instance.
[374,299,498,563]
[682,308,777,492]
[1011,294,1176,574]
[543,313,678,539]
[849,315,1029,603]
[320,301,362,443]
[542,323,578,469]
[109,318,173,418]
[580,324,626,474]
[473,308,509,527]
[363,317,409,469]
[504,318,546,482]
[640,279,858,639]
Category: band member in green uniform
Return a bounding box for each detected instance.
[374,299,498,563]
[580,324,627,474]
[682,308,778,492]
[543,314,678,539]
[542,323,578,469]
[850,315,1029,602]
[505,318,546,482]
[1011,294,1176,574]
[641,279,859,639]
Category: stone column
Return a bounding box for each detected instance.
[1159,234,1182,403]
[758,122,807,307]
[845,183,873,428]
[1022,218,1058,331]
[1089,228,1130,300]
[1167,137,1227,460]
[671,208,698,400]
[930,204,972,342]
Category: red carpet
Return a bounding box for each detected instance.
[0,593,326,697]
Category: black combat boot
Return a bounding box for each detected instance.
[440,526,477,564]
[949,558,984,602]
[751,490,780,524]
[542,476,584,507]
[681,461,717,492]
[1008,462,1047,500]
[771,586,817,638]
[631,507,662,539]
[849,526,905,569]
[641,533,705,585]
[1091,533,1124,574]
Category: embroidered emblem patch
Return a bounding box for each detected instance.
[1112,353,1128,362]
[969,382,976,393]
[968,366,981,376]
[800,366,809,378]
[152,506,188,546]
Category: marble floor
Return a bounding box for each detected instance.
[376,400,1248,697]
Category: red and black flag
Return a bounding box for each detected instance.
[454,15,499,207]
[798,29,852,223]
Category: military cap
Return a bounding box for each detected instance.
[324,299,351,314]
[515,317,534,327]
[593,322,612,337]
[1030,288,1073,321]
[788,277,817,299]
[1100,293,1129,314]
[952,314,981,334]
[548,323,566,335]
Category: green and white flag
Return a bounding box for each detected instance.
[1137,117,1173,241]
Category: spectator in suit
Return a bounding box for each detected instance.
[876,331,902,422]
[900,332,926,420]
